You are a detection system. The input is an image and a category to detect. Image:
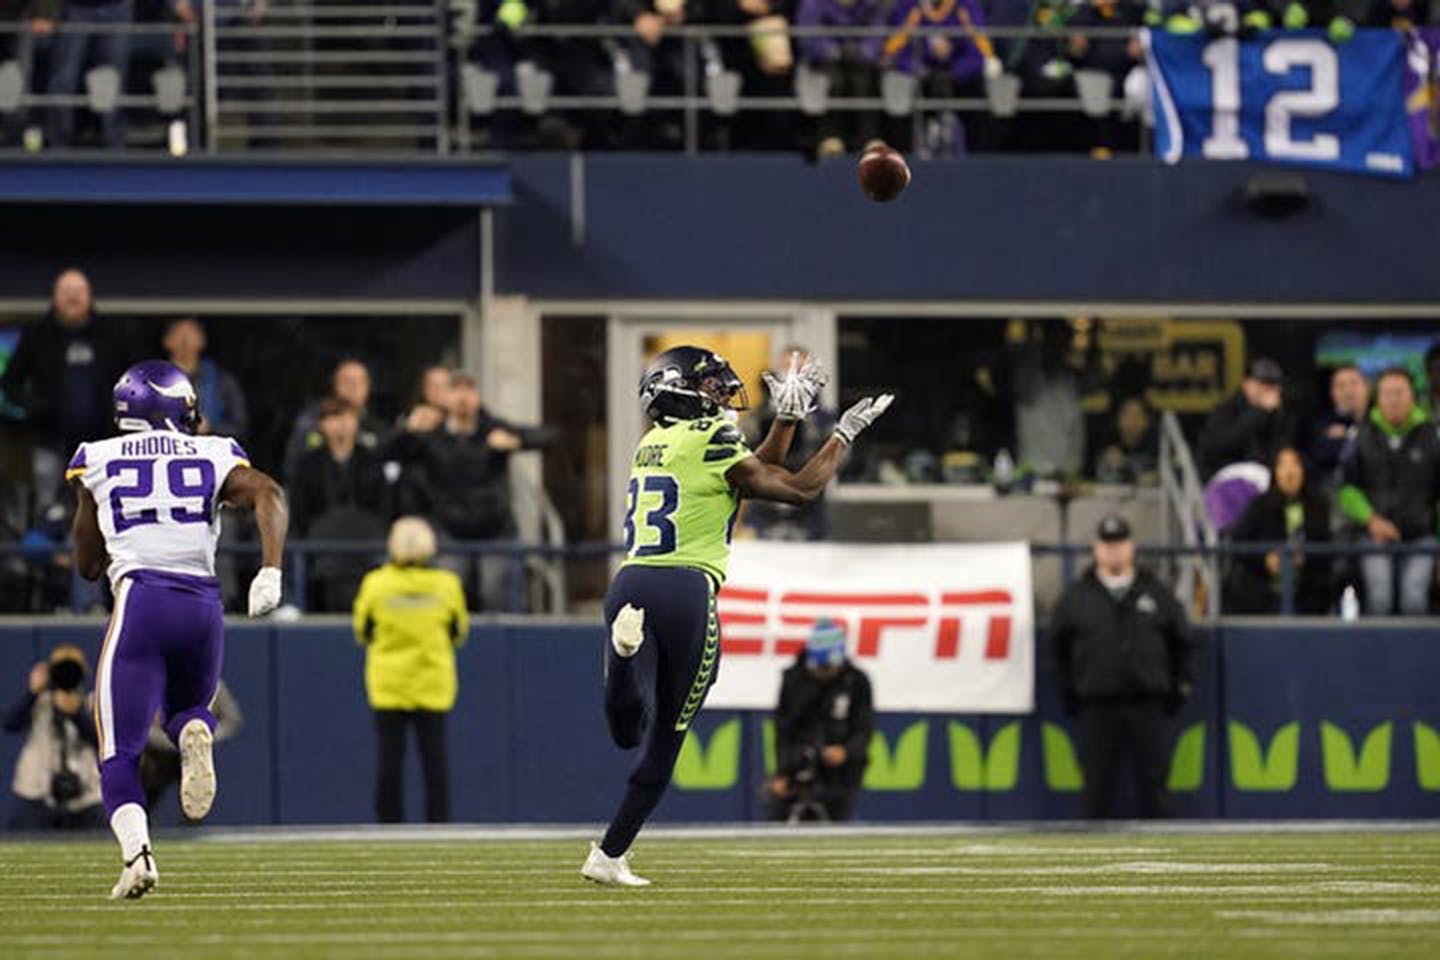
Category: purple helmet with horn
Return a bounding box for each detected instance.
[112,360,200,434]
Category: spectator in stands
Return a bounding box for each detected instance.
[1306,363,1370,485]
[385,366,453,518]
[139,680,242,815]
[1063,0,1146,155]
[1273,0,1358,41]
[615,0,690,146]
[424,372,551,609]
[0,268,119,513]
[1197,356,1287,480]
[353,516,468,823]
[1426,343,1440,417]
[989,0,1085,153]
[766,619,873,822]
[1091,394,1158,485]
[427,372,532,544]
[1339,368,1440,616]
[1008,318,1100,480]
[172,0,274,148]
[4,645,105,830]
[1224,447,1334,615]
[871,0,1000,156]
[1049,515,1196,819]
[796,0,882,158]
[708,0,796,151]
[1364,0,1431,29]
[742,347,836,540]
[415,364,455,417]
[45,0,135,148]
[289,397,390,611]
[284,358,386,483]
[162,318,249,439]
[0,1,57,147]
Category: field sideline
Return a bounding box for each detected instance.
[2,825,1438,960]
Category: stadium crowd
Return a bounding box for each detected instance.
[0,268,548,614]
[2,269,1440,618]
[0,0,1431,154]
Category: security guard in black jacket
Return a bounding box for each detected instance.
[1049,516,1198,818]
[766,620,874,822]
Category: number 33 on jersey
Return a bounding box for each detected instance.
[622,418,751,583]
[1145,29,1413,177]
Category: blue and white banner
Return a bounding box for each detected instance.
[1145,29,1414,178]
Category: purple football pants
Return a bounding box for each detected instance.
[95,570,224,817]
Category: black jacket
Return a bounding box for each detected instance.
[1306,407,1360,480]
[1224,485,1334,615]
[288,444,390,537]
[419,413,545,540]
[1341,411,1440,541]
[0,312,121,454]
[1049,565,1197,703]
[773,656,874,782]
[1198,392,1288,480]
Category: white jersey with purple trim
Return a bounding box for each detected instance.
[67,429,251,589]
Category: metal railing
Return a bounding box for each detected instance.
[3,538,1437,618]
[0,13,1152,154]
[0,21,201,151]
[1157,410,1220,616]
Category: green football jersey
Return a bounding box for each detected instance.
[621,417,753,582]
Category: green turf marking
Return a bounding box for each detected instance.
[2,831,1439,960]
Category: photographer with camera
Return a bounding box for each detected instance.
[766,619,874,822]
[4,645,104,830]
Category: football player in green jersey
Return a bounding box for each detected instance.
[581,346,893,886]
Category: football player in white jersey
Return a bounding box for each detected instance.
[68,360,288,900]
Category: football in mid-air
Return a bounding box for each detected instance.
[857,140,911,203]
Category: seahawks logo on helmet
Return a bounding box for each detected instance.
[639,346,748,423]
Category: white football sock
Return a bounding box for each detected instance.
[110,803,151,862]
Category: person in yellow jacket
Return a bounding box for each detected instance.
[352,517,468,823]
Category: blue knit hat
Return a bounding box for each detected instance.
[806,618,847,668]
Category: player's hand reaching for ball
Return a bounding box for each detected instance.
[762,352,829,423]
[835,394,894,445]
[248,566,283,617]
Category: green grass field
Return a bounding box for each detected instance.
[2,828,1438,960]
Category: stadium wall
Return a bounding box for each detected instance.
[2,156,1439,303]
[1,622,1436,825]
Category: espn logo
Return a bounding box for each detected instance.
[716,588,1015,661]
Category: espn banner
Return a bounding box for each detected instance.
[711,541,1035,713]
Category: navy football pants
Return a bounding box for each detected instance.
[599,565,719,857]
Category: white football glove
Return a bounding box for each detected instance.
[762,353,830,422]
[248,566,283,618]
[835,394,895,446]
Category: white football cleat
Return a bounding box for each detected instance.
[581,842,651,887]
[611,604,645,659]
[179,719,216,821]
[110,846,158,900]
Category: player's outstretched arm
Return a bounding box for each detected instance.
[728,394,894,506]
[70,486,108,581]
[221,466,289,615]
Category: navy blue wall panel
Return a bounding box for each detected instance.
[2,156,1438,303]
[1221,625,1440,818]
[498,155,1440,303]
[4,620,1439,824]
